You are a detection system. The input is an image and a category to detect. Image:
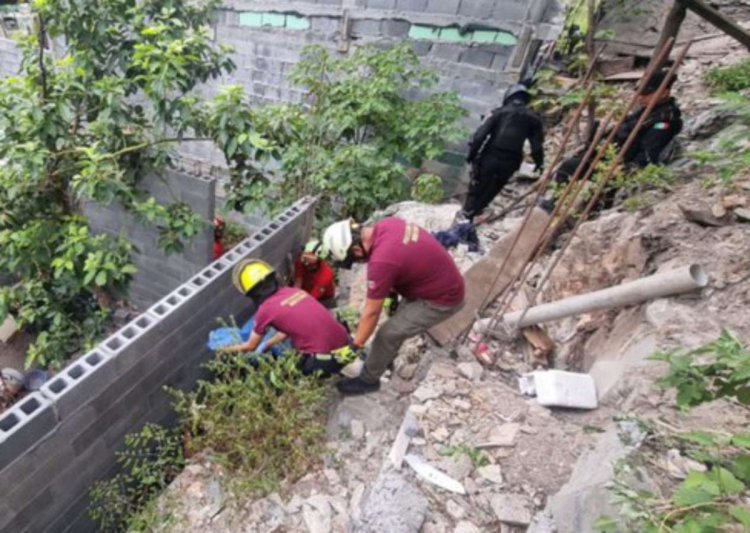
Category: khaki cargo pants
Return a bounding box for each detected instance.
[361,298,464,382]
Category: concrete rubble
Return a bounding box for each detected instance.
[147,46,750,533]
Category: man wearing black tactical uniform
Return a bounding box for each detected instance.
[552,69,683,193]
[458,83,545,223]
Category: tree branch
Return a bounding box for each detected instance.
[37,13,48,101]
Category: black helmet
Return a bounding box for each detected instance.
[503,83,530,105]
[640,69,676,96]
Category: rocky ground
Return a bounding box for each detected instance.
[146,43,750,533]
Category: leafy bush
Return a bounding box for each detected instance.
[652,331,750,409]
[89,423,185,533]
[0,0,233,368]
[706,59,750,92]
[597,426,750,533]
[171,353,329,495]
[598,333,750,533]
[205,43,466,224]
[691,92,750,188]
[411,173,445,204]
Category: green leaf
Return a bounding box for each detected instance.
[682,431,720,447]
[95,271,108,287]
[673,471,720,506]
[729,455,750,482]
[729,505,750,528]
[731,434,750,449]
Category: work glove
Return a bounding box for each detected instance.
[332,344,360,365]
[384,293,400,317]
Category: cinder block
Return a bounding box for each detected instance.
[3,445,76,512]
[458,0,494,18]
[45,491,93,533]
[500,0,532,22]
[39,348,117,421]
[492,50,512,70]
[351,18,381,37]
[101,311,162,373]
[368,0,397,8]
[1,486,53,533]
[310,16,338,34]
[411,40,432,56]
[0,393,57,473]
[381,19,411,38]
[426,0,459,15]
[396,0,428,11]
[431,42,464,61]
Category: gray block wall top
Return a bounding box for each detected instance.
[0,197,316,533]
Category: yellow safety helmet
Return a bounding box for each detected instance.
[232,259,274,295]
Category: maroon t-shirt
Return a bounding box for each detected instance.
[366,218,465,307]
[254,287,349,354]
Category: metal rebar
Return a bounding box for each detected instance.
[510,40,691,331]
[458,82,596,345]
[474,37,679,344]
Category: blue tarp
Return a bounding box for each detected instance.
[207,317,291,356]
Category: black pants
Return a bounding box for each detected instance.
[550,155,616,211]
[300,355,344,378]
[462,154,521,218]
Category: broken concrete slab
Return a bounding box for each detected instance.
[477,423,520,448]
[457,361,484,381]
[405,454,466,495]
[389,408,419,469]
[429,208,551,345]
[476,463,504,484]
[490,493,533,526]
[356,471,428,533]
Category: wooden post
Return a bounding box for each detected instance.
[584,0,597,143]
[647,1,687,72]
[679,0,750,50]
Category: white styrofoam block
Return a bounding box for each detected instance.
[522,370,598,410]
[0,315,18,343]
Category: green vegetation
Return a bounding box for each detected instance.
[411,173,445,204]
[0,2,464,370]
[0,0,233,368]
[706,59,750,92]
[653,331,750,409]
[89,423,185,533]
[438,444,491,468]
[597,334,750,533]
[208,43,466,224]
[171,353,329,495]
[90,353,330,531]
[692,92,750,189]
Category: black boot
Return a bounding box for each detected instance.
[337,376,380,396]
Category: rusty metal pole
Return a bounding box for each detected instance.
[479,38,679,340]
[510,41,692,332]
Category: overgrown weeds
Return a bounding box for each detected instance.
[706,59,750,92]
[89,423,185,533]
[652,330,750,409]
[597,334,750,532]
[171,353,329,495]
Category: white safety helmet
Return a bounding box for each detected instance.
[322,219,353,263]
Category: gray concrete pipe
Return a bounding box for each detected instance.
[503,265,709,328]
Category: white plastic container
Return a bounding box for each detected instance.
[0,315,17,343]
[518,370,598,409]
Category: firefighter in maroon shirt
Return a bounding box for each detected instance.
[294,239,337,307]
[323,218,465,395]
[223,258,356,377]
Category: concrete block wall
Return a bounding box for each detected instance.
[0,37,21,77]
[0,197,315,533]
[83,168,216,309]
[175,0,564,168]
